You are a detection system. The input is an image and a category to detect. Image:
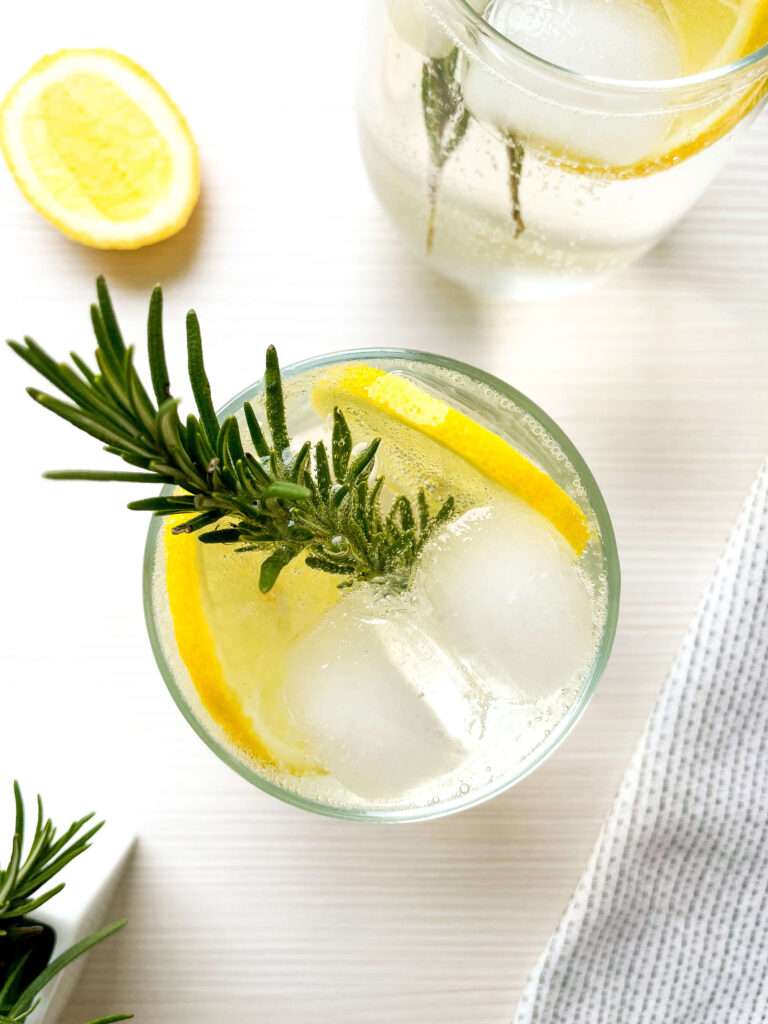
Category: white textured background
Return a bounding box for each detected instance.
[1,3,767,1022]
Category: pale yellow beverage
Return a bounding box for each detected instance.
[146,351,620,821]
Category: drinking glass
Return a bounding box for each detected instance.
[143,348,620,822]
[358,0,768,298]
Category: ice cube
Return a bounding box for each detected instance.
[283,587,476,799]
[463,0,681,166]
[388,0,456,58]
[485,0,681,82]
[416,502,594,704]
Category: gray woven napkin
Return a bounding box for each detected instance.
[514,462,768,1024]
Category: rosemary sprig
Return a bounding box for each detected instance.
[421,47,527,248]
[505,131,526,239]
[422,48,470,252]
[8,279,455,593]
[0,783,130,1024]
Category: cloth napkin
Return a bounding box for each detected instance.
[514,462,768,1024]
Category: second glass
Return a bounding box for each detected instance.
[358,0,768,299]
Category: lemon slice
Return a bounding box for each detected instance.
[165,521,339,774]
[0,50,199,249]
[312,364,590,555]
[641,0,768,174]
[661,0,766,73]
[556,0,768,179]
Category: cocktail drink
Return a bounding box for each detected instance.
[359,0,768,298]
[10,283,619,821]
[146,351,619,820]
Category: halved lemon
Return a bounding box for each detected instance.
[0,49,199,248]
[312,364,590,555]
[165,520,339,773]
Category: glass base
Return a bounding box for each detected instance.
[409,237,646,301]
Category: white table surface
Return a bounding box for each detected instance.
[1,4,767,1022]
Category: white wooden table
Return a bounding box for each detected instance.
[1,4,767,1022]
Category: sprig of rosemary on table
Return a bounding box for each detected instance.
[0,782,130,1024]
[8,279,455,594]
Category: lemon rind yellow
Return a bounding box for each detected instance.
[312,364,591,555]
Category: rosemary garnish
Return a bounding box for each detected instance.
[421,48,527,248]
[0,782,130,1024]
[422,48,470,252]
[505,131,526,238]
[8,280,455,594]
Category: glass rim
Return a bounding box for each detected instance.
[142,346,621,824]
[448,0,768,93]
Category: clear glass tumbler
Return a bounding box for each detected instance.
[358,0,768,299]
[143,348,620,822]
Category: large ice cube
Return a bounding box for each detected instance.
[463,0,681,166]
[416,502,594,703]
[283,588,476,799]
[485,0,680,82]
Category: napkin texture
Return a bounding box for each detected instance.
[515,462,768,1024]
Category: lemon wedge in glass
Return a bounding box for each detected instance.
[312,364,590,555]
[527,0,768,177]
[165,522,339,773]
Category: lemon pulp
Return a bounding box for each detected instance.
[166,521,339,773]
[0,50,199,248]
[659,0,768,74]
